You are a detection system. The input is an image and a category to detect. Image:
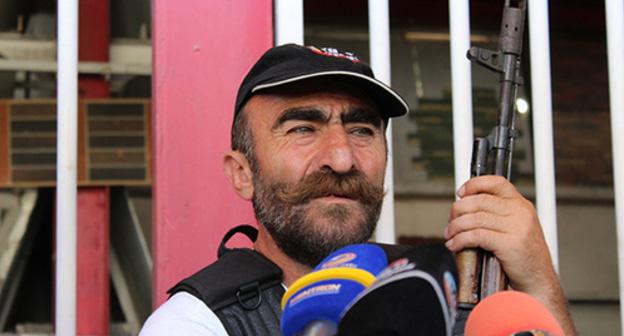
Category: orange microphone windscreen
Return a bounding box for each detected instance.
[465,291,564,336]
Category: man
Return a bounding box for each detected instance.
[140,44,575,335]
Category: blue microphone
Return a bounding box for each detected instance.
[280,244,387,336]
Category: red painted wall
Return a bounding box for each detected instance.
[151,1,273,306]
[76,0,110,334]
[76,188,109,334]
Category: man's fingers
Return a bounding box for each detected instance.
[457,175,522,199]
[445,212,506,239]
[449,193,510,220]
[444,228,504,253]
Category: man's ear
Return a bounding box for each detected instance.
[223,151,254,200]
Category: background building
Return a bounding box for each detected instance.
[0,0,619,334]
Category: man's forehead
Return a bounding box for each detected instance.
[244,79,384,120]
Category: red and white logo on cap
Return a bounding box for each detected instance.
[307,46,360,63]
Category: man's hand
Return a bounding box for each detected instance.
[444,175,576,335]
[444,175,553,294]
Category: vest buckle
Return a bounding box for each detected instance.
[236,281,263,310]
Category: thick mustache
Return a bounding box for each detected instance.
[276,170,385,206]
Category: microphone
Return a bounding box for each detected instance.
[464,290,564,336]
[338,243,458,336]
[280,244,388,336]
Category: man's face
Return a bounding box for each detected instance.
[244,82,388,267]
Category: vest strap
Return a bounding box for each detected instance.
[218,224,258,257]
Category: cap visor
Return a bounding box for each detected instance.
[251,71,409,118]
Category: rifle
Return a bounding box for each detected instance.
[455,0,527,309]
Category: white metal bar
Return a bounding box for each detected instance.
[604,0,624,333]
[528,0,559,271]
[274,0,304,45]
[449,0,474,191]
[368,0,396,244]
[55,0,78,334]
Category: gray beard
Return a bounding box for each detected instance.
[251,175,382,268]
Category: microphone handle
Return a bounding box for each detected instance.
[301,320,337,336]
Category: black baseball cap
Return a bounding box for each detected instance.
[234,44,409,119]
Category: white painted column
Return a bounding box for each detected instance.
[528,0,559,270]
[604,0,624,333]
[274,0,304,45]
[55,0,78,334]
[368,0,396,244]
[449,0,474,191]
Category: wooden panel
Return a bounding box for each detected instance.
[89,136,144,148]
[89,119,144,132]
[78,101,87,183]
[90,168,145,180]
[90,151,145,164]
[12,152,56,165]
[8,102,56,118]
[9,101,57,184]
[11,120,56,132]
[86,100,149,184]
[0,99,151,188]
[11,136,57,148]
[89,103,144,117]
[144,101,152,184]
[12,167,56,181]
[0,102,8,184]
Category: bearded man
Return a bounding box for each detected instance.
[140,44,576,336]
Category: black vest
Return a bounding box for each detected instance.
[168,225,467,335]
[168,225,284,335]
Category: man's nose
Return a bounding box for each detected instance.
[317,127,355,174]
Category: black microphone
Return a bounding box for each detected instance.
[338,243,458,336]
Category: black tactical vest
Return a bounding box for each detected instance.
[168,225,284,335]
[168,225,467,336]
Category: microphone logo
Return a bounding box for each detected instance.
[289,283,343,306]
[318,252,358,269]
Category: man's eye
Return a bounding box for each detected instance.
[288,126,315,134]
[350,127,375,136]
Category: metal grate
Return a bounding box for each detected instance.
[0,99,151,187]
[86,102,148,182]
[9,102,57,183]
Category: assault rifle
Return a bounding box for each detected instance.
[455,0,527,310]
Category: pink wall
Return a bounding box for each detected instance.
[152,0,273,306]
[76,188,109,334]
